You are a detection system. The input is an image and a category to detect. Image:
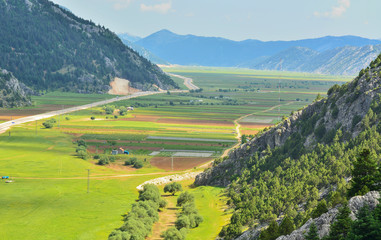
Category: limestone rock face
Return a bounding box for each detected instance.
[274,191,379,240]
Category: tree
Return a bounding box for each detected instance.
[312,200,328,218]
[325,204,352,240]
[133,159,143,169]
[346,205,381,240]
[259,220,280,240]
[161,227,186,240]
[279,216,295,235]
[305,222,319,240]
[164,182,183,196]
[91,116,95,120]
[348,148,380,197]
[177,192,195,207]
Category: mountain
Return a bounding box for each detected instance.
[118,34,169,65]
[0,0,177,93]
[118,33,142,43]
[195,54,381,239]
[0,69,32,108]
[252,45,381,75]
[135,29,381,75]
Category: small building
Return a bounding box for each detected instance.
[127,107,134,111]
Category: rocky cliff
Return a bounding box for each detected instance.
[0,69,32,108]
[234,191,380,240]
[195,54,381,187]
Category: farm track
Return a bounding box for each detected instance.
[167,73,200,90]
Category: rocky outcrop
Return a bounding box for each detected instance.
[195,61,381,187]
[0,69,32,108]
[234,192,379,240]
[275,191,379,240]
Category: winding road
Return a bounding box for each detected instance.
[167,73,200,90]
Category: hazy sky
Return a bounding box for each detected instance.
[51,0,381,41]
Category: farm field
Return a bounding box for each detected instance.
[0,67,352,240]
[0,92,117,120]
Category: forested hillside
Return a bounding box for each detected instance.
[0,69,32,108]
[195,55,381,239]
[0,0,177,93]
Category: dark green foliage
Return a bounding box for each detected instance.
[108,184,165,240]
[332,106,339,119]
[104,105,115,115]
[164,182,183,196]
[314,123,326,140]
[177,192,195,207]
[305,222,320,240]
[75,140,88,159]
[352,115,362,129]
[259,220,280,240]
[161,227,187,240]
[348,148,381,197]
[42,120,54,129]
[325,204,352,240]
[312,200,329,218]
[124,157,143,169]
[220,124,381,238]
[173,192,203,233]
[90,116,95,120]
[119,106,127,116]
[0,0,177,92]
[125,157,137,166]
[98,156,109,165]
[279,216,295,236]
[346,205,381,240]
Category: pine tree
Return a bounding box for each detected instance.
[312,200,329,218]
[348,148,380,197]
[325,204,352,240]
[305,222,319,240]
[346,205,381,240]
[279,216,295,235]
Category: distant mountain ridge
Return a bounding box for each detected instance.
[118,33,169,65]
[135,29,381,75]
[0,0,177,93]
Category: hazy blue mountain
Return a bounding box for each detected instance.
[118,33,142,43]
[135,29,381,74]
[253,45,381,75]
[118,34,169,65]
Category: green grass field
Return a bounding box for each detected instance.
[0,67,351,239]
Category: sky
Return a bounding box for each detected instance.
[51,0,381,41]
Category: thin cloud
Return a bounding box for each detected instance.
[140,2,172,14]
[314,0,350,18]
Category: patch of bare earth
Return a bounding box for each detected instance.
[108,77,140,95]
[147,195,178,240]
[150,157,213,171]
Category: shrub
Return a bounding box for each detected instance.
[98,156,109,165]
[161,227,187,240]
[91,116,95,120]
[164,182,183,196]
[125,157,137,166]
[177,192,195,207]
[133,159,144,169]
[42,121,53,128]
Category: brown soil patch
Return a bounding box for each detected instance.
[156,118,233,127]
[239,123,272,128]
[108,77,140,95]
[150,157,213,171]
[241,130,259,135]
[148,195,178,240]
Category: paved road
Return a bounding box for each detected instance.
[0,91,162,134]
[167,73,200,90]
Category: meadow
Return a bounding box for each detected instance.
[0,67,351,239]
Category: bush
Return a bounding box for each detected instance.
[93,154,100,159]
[164,182,183,196]
[98,156,109,165]
[42,120,54,128]
[177,192,195,207]
[104,105,115,115]
[161,227,187,240]
[65,117,70,120]
[133,159,144,169]
[125,157,137,165]
[91,116,95,120]
[175,216,190,229]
